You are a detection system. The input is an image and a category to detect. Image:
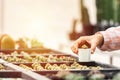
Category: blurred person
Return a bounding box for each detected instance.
[71,26,120,54]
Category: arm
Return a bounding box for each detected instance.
[71,26,120,54]
[99,26,120,51]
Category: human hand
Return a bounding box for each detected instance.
[71,33,104,54]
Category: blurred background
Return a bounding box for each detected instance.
[0,0,96,48]
[0,0,120,67]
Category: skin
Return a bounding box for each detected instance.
[71,33,104,54]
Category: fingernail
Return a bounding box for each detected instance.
[91,50,94,54]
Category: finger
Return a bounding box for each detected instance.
[76,37,87,48]
[71,36,88,54]
[90,42,97,54]
[71,43,79,54]
[72,39,85,53]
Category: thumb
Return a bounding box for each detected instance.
[90,42,97,54]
